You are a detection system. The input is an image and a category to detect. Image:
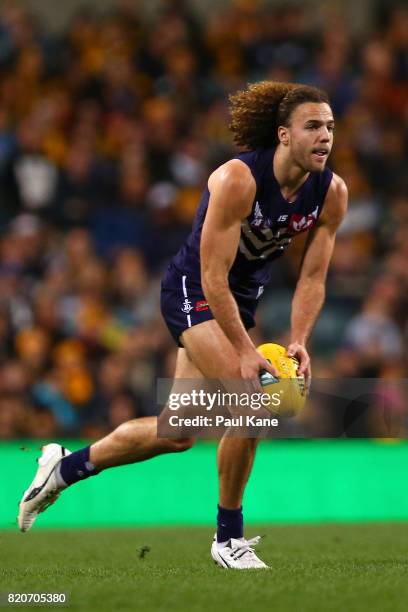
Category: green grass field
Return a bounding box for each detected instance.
[1,524,408,612]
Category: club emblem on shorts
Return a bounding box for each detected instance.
[181,298,194,313]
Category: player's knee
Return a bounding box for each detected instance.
[168,437,195,452]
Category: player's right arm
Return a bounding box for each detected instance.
[200,160,277,380]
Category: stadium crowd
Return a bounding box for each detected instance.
[0,0,406,439]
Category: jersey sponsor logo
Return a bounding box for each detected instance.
[195,300,209,312]
[288,206,319,233]
[181,298,194,313]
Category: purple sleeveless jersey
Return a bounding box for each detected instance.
[161,147,333,345]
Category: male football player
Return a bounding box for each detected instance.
[18,81,347,569]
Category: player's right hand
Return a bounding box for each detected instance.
[239,348,279,384]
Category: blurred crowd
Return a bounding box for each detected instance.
[0,0,406,439]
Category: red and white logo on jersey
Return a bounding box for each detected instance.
[195,300,209,312]
[288,206,319,233]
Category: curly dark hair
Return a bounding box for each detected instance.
[229,81,330,149]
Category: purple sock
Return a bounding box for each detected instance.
[58,446,99,486]
[217,505,243,543]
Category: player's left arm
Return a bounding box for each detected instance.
[287,173,348,385]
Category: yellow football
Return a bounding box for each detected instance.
[257,343,306,416]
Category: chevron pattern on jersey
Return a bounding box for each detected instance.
[239,220,292,261]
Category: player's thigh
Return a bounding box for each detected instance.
[180,319,240,379]
[173,346,204,379]
[169,346,205,401]
[163,347,201,446]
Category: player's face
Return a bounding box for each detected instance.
[284,102,334,172]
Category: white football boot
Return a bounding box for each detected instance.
[211,535,269,569]
[18,443,71,532]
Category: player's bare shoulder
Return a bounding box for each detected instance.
[207,159,256,220]
[208,159,255,192]
[320,172,348,228]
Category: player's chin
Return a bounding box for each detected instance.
[308,154,328,171]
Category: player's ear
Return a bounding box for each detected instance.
[277,125,289,146]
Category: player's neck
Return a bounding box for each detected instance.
[273,146,310,202]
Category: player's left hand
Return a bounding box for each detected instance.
[286,342,311,392]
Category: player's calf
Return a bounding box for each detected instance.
[17,417,195,532]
